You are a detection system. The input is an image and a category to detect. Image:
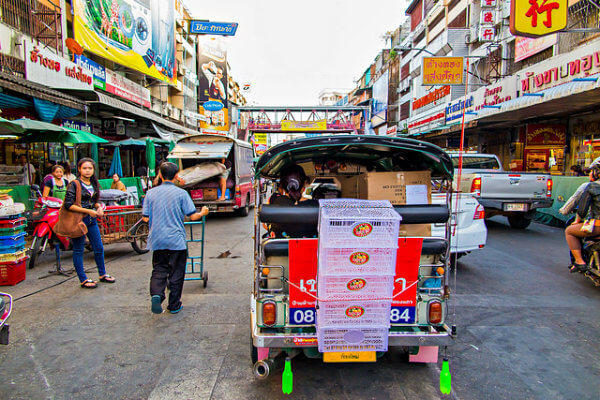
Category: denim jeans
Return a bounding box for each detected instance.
[72,215,106,283]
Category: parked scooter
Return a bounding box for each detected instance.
[27,185,70,269]
[0,292,12,344]
[566,215,600,286]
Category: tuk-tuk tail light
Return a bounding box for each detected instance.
[428,300,443,325]
[546,179,553,198]
[235,185,241,198]
[262,301,277,326]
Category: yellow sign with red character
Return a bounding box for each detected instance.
[510,0,568,38]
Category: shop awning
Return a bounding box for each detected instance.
[0,71,86,111]
[152,122,185,143]
[89,92,199,136]
[168,141,233,159]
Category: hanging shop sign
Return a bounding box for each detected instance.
[72,0,177,86]
[412,85,450,111]
[61,120,92,133]
[281,119,328,131]
[526,123,566,146]
[253,133,268,156]
[25,40,93,90]
[203,100,224,111]
[422,57,464,85]
[514,34,558,63]
[520,41,600,93]
[386,125,398,136]
[510,0,568,38]
[189,21,238,36]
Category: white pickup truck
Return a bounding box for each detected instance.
[450,153,553,229]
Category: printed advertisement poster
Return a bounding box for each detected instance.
[371,70,389,128]
[73,0,177,86]
[198,37,228,132]
[253,133,268,156]
[515,35,557,63]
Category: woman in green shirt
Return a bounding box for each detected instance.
[42,165,68,201]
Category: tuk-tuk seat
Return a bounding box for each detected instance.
[259,204,450,225]
[263,237,448,258]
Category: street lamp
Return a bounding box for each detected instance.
[393,45,437,56]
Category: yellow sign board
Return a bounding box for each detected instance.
[422,57,464,85]
[254,133,268,144]
[73,0,177,86]
[510,0,568,38]
[281,119,327,131]
[323,351,376,363]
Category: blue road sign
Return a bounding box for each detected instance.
[189,21,238,36]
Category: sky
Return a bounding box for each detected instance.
[187,0,409,106]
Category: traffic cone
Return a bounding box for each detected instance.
[440,358,451,395]
[282,357,293,394]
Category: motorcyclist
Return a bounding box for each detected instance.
[565,158,600,272]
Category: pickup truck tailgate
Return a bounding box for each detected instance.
[478,172,549,199]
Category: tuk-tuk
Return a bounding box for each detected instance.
[168,134,255,215]
[251,135,456,383]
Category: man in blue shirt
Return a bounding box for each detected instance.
[142,162,209,314]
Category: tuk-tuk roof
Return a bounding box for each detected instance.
[255,135,453,179]
[168,133,250,159]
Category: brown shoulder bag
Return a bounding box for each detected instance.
[55,180,88,238]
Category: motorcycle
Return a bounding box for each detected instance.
[0,292,12,344]
[567,215,600,286]
[27,185,70,269]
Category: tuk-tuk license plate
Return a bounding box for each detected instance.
[206,204,218,211]
[504,203,528,211]
[323,351,376,363]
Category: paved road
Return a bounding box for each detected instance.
[0,214,598,399]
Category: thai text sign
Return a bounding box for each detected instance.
[189,21,238,36]
[25,40,93,91]
[520,44,600,93]
[510,0,568,38]
[413,86,450,110]
[526,124,566,146]
[281,119,327,131]
[422,57,464,85]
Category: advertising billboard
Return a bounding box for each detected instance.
[370,70,389,128]
[198,37,229,133]
[73,0,177,86]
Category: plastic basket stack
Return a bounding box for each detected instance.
[0,194,27,286]
[316,199,401,353]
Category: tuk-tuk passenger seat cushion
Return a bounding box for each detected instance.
[263,238,447,257]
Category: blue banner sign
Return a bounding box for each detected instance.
[189,21,238,36]
[203,100,224,111]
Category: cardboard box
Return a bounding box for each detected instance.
[399,223,432,237]
[352,171,432,205]
[203,188,218,200]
